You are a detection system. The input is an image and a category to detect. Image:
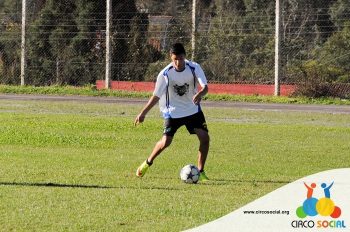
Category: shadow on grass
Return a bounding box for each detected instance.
[219,178,291,183]
[0,178,292,190]
[146,176,291,185]
[0,181,113,189]
[0,181,180,191]
[206,178,292,185]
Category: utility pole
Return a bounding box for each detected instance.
[20,0,27,86]
[274,0,281,96]
[105,0,112,89]
[191,0,197,60]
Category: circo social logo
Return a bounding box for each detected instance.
[296,181,341,219]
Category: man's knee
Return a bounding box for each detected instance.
[159,136,172,149]
[201,133,210,145]
[197,130,210,145]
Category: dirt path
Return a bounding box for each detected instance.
[0,94,350,114]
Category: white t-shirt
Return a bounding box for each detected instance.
[153,60,208,118]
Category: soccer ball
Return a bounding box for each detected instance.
[180,164,200,184]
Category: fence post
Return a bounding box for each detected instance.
[20,0,27,86]
[191,0,197,60]
[105,0,112,89]
[274,0,281,96]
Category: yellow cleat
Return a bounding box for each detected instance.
[199,171,209,182]
[136,160,150,177]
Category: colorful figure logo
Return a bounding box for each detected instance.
[296,182,342,219]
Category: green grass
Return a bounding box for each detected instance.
[0,84,152,98]
[0,99,349,231]
[1,84,350,105]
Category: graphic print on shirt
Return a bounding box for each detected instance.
[173,83,189,96]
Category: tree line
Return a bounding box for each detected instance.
[0,0,349,94]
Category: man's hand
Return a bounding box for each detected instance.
[193,85,208,105]
[193,93,202,105]
[134,95,160,127]
[134,113,146,126]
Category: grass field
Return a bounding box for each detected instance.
[1,84,350,105]
[0,98,349,231]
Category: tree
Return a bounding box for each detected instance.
[199,0,275,82]
[330,0,350,30]
[316,22,350,83]
[112,0,138,81]
[67,0,105,85]
[0,0,22,84]
[26,0,145,85]
[121,13,161,81]
[281,0,336,83]
[27,0,77,85]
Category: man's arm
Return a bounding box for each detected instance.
[193,85,208,105]
[134,95,160,126]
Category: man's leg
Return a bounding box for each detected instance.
[148,135,173,163]
[194,128,210,172]
[136,135,173,177]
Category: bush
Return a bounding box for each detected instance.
[144,60,169,82]
[293,60,350,98]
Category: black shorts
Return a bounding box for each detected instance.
[163,111,208,136]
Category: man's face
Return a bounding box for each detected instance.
[170,53,186,71]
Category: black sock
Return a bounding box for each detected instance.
[146,159,153,166]
[200,169,204,173]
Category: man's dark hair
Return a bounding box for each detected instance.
[170,43,186,55]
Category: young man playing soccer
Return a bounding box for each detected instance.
[134,43,210,182]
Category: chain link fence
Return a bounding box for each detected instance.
[0,0,349,97]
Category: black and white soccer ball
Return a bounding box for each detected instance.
[180,164,200,184]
